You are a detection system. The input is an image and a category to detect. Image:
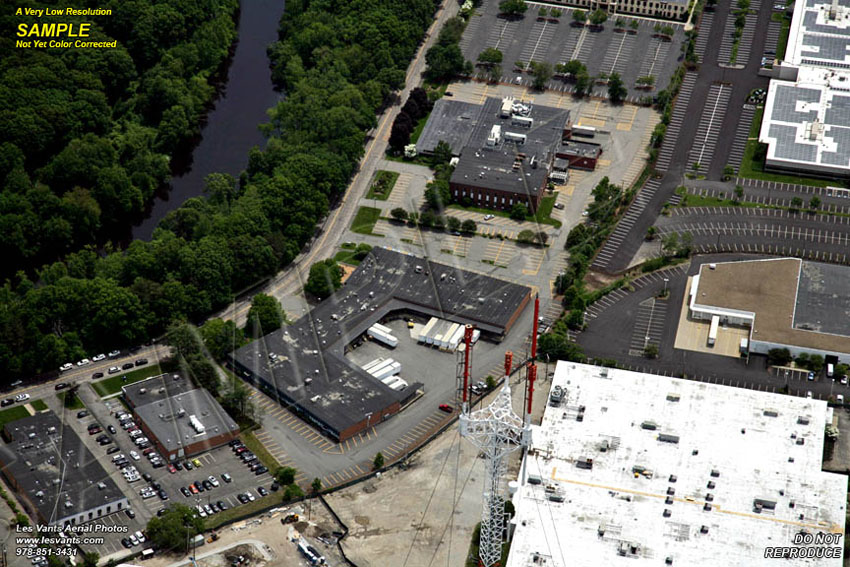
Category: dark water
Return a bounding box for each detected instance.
[132,0,285,240]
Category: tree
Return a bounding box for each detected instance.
[790,196,803,212]
[535,231,549,245]
[245,293,285,335]
[424,179,451,211]
[630,19,639,30]
[81,553,99,567]
[312,477,323,494]
[220,379,259,425]
[200,319,244,361]
[432,140,453,167]
[391,208,409,222]
[661,232,679,256]
[767,348,792,367]
[575,71,591,96]
[734,185,744,201]
[539,6,548,16]
[517,229,535,244]
[809,196,821,211]
[477,48,503,65]
[723,165,736,181]
[276,466,297,485]
[166,321,202,358]
[510,203,529,221]
[607,72,627,104]
[146,504,203,552]
[461,219,477,234]
[529,61,553,90]
[305,259,343,300]
[646,226,658,241]
[566,309,584,330]
[573,10,587,24]
[644,344,659,359]
[373,452,385,469]
[615,17,626,28]
[589,9,608,26]
[389,112,414,151]
[425,43,467,82]
[499,0,528,16]
[550,8,562,17]
[447,216,462,232]
[283,483,305,501]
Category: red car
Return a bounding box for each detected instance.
[189,484,199,495]
[438,404,453,413]
[167,464,177,474]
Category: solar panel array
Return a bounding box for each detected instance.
[773,84,821,123]
[821,125,850,164]
[769,123,819,162]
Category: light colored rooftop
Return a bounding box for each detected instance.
[786,0,850,68]
[506,362,846,567]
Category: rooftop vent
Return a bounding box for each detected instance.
[188,415,205,434]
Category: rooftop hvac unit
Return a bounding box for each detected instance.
[487,125,502,146]
[188,414,205,434]
[511,115,534,128]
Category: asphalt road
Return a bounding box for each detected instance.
[593,1,774,274]
[577,254,849,402]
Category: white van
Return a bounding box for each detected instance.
[837,394,845,404]
[827,363,835,378]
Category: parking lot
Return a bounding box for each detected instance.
[687,83,732,174]
[460,4,686,101]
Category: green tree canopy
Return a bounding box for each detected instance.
[245,293,286,335]
[305,259,343,299]
[146,504,204,552]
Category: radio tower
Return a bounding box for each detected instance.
[459,326,531,567]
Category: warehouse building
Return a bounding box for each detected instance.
[759,0,850,176]
[229,247,532,442]
[507,362,846,566]
[688,258,850,360]
[418,97,572,212]
[122,373,239,461]
[0,412,128,527]
[548,0,690,19]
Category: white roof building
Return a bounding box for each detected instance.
[506,362,846,567]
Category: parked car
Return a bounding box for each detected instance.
[130,451,140,461]
[121,538,132,549]
[92,372,104,379]
[157,508,167,517]
[108,350,121,359]
[192,458,202,468]
[217,500,228,511]
[135,358,148,367]
[122,363,134,370]
[125,508,135,519]
[77,359,91,367]
[194,481,205,493]
[77,410,89,418]
[184,461,193,471]
[108,366,121,374]
[221,472,232,483]
[255,466,268,475]
[483,214,494,220]
[202,480,212,491]
[189,484,199,495]
[181,486,191,497]
[92,354,106,362]
[14,393,30,402]
[438,403,453,413]
[1,399,14,407]
[142,472,153,482]
[208,475,220,487]
[107,425,117,434]
[59,363,73,372]
[54,383,69,391]
[107,446,121,455]
[175,461,183,471]
[257,487,268,497]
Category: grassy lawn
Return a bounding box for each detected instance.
[774,12,791,59]
[739,106,835,188]
[56,391,85,410]
[334,249,364,266]
[447,193,562,228]
[0,406,29,428]
[410,116,429,144]
[350,206,383,235]
[30,399,47,411]
[91,364,163,397]
[366,170,399,201]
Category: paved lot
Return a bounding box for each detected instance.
[460,4,685,101]
[683,183,850,214]
[726,104,756,170]
[687,83,732,174]
[627,297,669,356]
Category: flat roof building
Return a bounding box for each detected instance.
[507,362,846,566]
[688,258,850,359]
[785,0,850,69]
[0,412,128,527]
[229,247,532,442]
[122,373,239,461]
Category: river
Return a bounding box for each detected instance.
[132,0,286,240]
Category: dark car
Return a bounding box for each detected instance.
[99,438,113,446]
[158,490,168,500]
[121,538,132,549]
[250,463,263,472]
[157,508,167,517]
[202,480,212,491]
[194,481,204,493]
[254,466,268,475]
[107,425,117,434]
[237,493,249,504]
[107,446,120,455]
[143,473,153,482]
[151,482,161,491]
[135,358,148,367]
[125,508,135,519]
[270,482,279,492]
[54,383,69,391]
[77,410,89,418]
[151,460,164,468]
[0,399,14,407]
[229,439,241,447]
[122,363,134,370]
[181,487,191,498]
[92,372,104,379]
[217,500,228,511]
[184,461,193,471]
[257,487,268,497]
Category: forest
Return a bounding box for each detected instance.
[0,0,439,379]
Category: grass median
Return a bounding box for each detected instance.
[30,399,47,411]
[350,206,382,235]
[91,364,164,397]
[0,406,29,428]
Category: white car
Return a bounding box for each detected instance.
[129,535,138,546]
[134,531,145,543]
[108,350,121,359]
[842,375,848,385]
[130,451,140,461]
[76,359,91,367]
[92,354,106,362]
[134,437,149,445]
[107,366,120,374]
[14,394,30,402]
[483,214,494,221]
[806,391,813,398]
[246,491,255,502]
[59,363,73,372]
[208,475,219,487]
[196,505,207,518]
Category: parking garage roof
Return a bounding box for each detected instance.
[693,258,850,355]
[0,412,126,525]
[507,362,846,567]
[230,247,531,437]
